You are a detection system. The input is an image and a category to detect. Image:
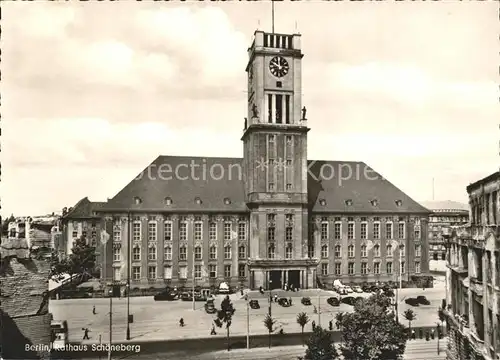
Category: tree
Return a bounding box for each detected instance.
[263,313,276,348]
[297,312,311,346]
[49,236,97,283]
[336,293,408,359]
[1,214,15,236]
[304,326,338,360]
[403,309,416,334]
[214,295,235,351]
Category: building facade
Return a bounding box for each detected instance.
[97,30,431,291]
[445,172,500,360]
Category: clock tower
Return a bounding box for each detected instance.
[242,31,317,290]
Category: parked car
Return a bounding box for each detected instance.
[278,298,291,307]
[336,287,348,295]
[204,299,216,314]
[352,286,363,293]
[344,286,354,293]
[327,297,340,306]
[195,293,206,302]
[153,290,177,301]
[249,300,260,309]
[341,296,355,306]
[301,297,311,305]
[51,320,68,349]
[405,297,420,306]
[416,295,430,305]
[181,292,192,301]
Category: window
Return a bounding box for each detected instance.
[209,265,217,278]
[386,244,393,257]
[210,246,217,260]
[268,244,275,259]
[321,223,329,240]
[347,222,354,239]
[133,246,141,261]
[334,263,341,275]
[209,222,217,240]
[286,226,293,241]
[113,226,121,242]
[164,246,172,260]
[238,223,246,241]
[321,245,328,258]
[414,225,421,240]
[285,244,293,259]
[268,134,275,143]
[194,246,202,260]
[223,197,231,205]
[334,245,341,257]
[360,222,367,239]
[361,262,368,275]
[386,222,393,239]
[148,222,157,241]
[286,183,292,191]
[321,263,328,275]
[400,261,406,274]
[348,245,354,258]
[224,265,231,278]
[148,266,156,280]
[164,197,172,205]
[268,226,275,242]
[415,261,421,274]
[179,222,187,241]
[400,244,405,258]
[415,244,421,257]
[268,183,275,191]
[113,248,121,262]
[348,262,354,275]
[224,223,232,241]
[238,264,246,277]
[132,267,141,280]
[386,262,393,274]
[194,265,202,279]
[179,245,187,260]
[359,245,367,258]
[286,159,292,166]
[179,266,187,279]
[148,245,156,261]
[72,231,78,238]
[133,222,141,242]
[224,245,232,259]
[373,222,380,240]
[194,223,202,241]
[334,222,341,240]
[398,222,405,239]
[164,266,172,279]
[373,244,380,257]
[82,230,87,238]
[308,245,315,258]
[286,135,292,144]
[164,222,172,241]
[373,262,380,274]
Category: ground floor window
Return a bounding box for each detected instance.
[321,263,328,275]
[238,264,245,277]
[224,265,231,278]
[132,266,141,280]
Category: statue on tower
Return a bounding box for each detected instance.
[301,106,307,120]
[251,103,259,118]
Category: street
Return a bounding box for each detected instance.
[49,279,445,344]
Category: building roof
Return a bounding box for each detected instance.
[1,238,29,260]
[100,156,430,214]
[466,171,500,193]
[64,197,106,219]
[420,200,469,212]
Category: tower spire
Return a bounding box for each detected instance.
[271,0,275,33]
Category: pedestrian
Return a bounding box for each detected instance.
[289,297,292,305]
[274,294,278,302]
[312,320,316,331]
[210,325,216,335]
[82,328,90,340]
[313,305,317,314]
[411,329,415,340]
[431,329,435,339]
[329,320,333,331]
[92,305,96,315]
[179,318,184,327]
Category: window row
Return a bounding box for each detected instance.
[128,264,246,280]
[317,244,421,259]
[113,245,247,262]
[316,221,418,241]
[320,261,421,276]
[124,221,247,243]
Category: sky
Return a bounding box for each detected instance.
[2,1,499,216]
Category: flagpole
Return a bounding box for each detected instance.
[271,0,275,33]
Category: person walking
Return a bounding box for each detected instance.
[312,320,316,331]
[179,318,184,327]
[82,328,90,340]
[92,305,96,315]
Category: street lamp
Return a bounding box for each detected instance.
[442,227,452,313]
[125,283,130,340]
[244,294,250,349]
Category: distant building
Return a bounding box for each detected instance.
[0,238,52,359]
[7,215,61,257]
[445,173,500,360]
[422,201,469,261]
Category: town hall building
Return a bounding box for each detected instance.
[96,30,432,292]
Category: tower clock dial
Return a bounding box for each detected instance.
[269,56,289,78]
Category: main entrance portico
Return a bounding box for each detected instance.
[248,259,319,290]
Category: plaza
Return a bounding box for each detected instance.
[49,279,445,344]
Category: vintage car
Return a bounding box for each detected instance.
[204,299,216,314]
[153,290,177,301]
[301,297,311,305]
[327,297,340,306]
[278,298,291,307]
[249,300,260,309]
[416,295,430,305]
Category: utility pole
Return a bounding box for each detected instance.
[126,213,131,340]
[192,239,196,311]
[245,295,250,349]
[108,292,112,360]
[317,289,321,327]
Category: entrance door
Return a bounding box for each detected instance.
[269,271,282,290]
[288,270,300,289]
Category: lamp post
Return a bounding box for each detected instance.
[442,227,452,313]
[244,294,250,349]
[126,213,131,340]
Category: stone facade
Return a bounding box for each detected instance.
[445,172,500,360]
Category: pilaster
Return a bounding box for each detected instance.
[171,215,179,281]
[140,215,148,282]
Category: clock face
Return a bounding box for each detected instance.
[269,56,289,78]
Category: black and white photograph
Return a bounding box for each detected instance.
[1,1,499,360]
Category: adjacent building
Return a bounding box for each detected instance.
[96,30,431,292]
[445,172,500,360]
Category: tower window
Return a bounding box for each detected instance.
[275,94,283,124]
[268,94,273,123]
[270,35,274,48]
[285,95,290,124]
[276,81,282,88]
[287,35,293,49]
